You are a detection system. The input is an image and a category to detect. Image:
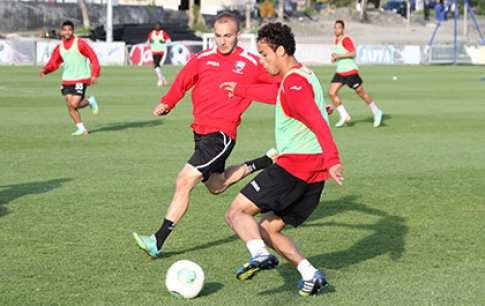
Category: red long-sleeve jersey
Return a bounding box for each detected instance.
[233,64,341,183]
[161,46,280,140]
[43,36,100,85]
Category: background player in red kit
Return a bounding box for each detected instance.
[39,20,100,136]
[133,13,280,258]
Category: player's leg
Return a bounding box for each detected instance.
[133,163,203,259]
[225,192,279,280]
[259,182,328,296]
[205,148,276,195]
[328,76,351,127]
[354,83,383,127]
[153,54,167,86]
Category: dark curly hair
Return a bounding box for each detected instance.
[257,22,295,56]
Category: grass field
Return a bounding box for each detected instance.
[1,65,484,305]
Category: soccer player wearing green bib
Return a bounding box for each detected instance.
[148,22,171,87]
[328,20,383,128]
[221,22,344,297]
[39,20,100,135]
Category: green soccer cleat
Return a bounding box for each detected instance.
[296,270,328,297]
[71,128,88,136]
[132,232,161,259]
[236,254,278,280]
[89,96,98,115]
[335,116,351,127]
[373,110,383,127]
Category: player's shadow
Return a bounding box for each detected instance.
[0,178,72,218]
[89,120,164,133]
[258,195,408,295]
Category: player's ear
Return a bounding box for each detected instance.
[277,45,285,57]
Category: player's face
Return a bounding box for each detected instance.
[214,21,241,55]
[257,42,279,76]
[334,23,344,37]
[61,25,74,40]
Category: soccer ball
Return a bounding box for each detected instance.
[165,260,205,299]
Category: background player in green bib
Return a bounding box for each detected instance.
[39,20,100,136]
[329,20,383,128]
[221,22,344,297]
[147,22,171,87]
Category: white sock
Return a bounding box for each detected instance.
[337,105,350,119]
[246,239,270,258]
[155,67,164,80]
[76,123,86,130]
[368,101,380,116]
[297,259,317,281]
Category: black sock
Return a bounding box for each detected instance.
[245,155,273,173]
[155,218,178,250]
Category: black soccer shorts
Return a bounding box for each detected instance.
[187,131,236,182]
[331,73,364,90]
[240,164,325,227]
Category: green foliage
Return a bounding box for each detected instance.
[1,65,485,305]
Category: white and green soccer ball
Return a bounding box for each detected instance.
[165,260,205,299]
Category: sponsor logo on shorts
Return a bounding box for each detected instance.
[250,180,260,192]
[352,83,360,89]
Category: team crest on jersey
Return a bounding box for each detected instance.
[232,60,246,74]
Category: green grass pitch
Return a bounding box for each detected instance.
[1,65,484,305]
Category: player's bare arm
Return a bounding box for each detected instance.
[91,76,98,84]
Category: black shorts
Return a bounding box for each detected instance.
[61,83,87,99]
[153,53,164,67]
[187,131,236,182]
[240,164,325,227]
[331,73,363,90]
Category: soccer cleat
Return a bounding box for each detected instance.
[335,116,351,127]
[157,79,163,86]
[132,232,161,259]
[296,270,328,297]
[89,96,98,115]
[373,110,383,127]
[236,254,278,280]
[71,128,88,135]
[265,147,278,163]
[162,80,168,87]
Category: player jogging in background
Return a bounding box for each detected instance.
[221,22,344,297]
[328,20,383,128]
[39,20,100,136]
[148,22,171,87]
[132,13,281,259]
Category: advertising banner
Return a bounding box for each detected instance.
[0,41,35,65]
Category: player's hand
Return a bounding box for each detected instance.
[91,76,98,85]
[220,82,237,98]
[38,68,46,77]
[329,164,344,185]
[331,53,337,63]
[325,103,334,115]
[153,103,171,116]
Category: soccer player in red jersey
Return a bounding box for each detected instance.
[133,13,280,258]
[328,20,383,128]
[221,22,343,296]
[147,22,171,86]
[39,20,100,136]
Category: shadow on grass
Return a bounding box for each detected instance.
[198,282,224,298]
[258,194,408,296]
[0,178,72,218]
[89,119,164,134]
